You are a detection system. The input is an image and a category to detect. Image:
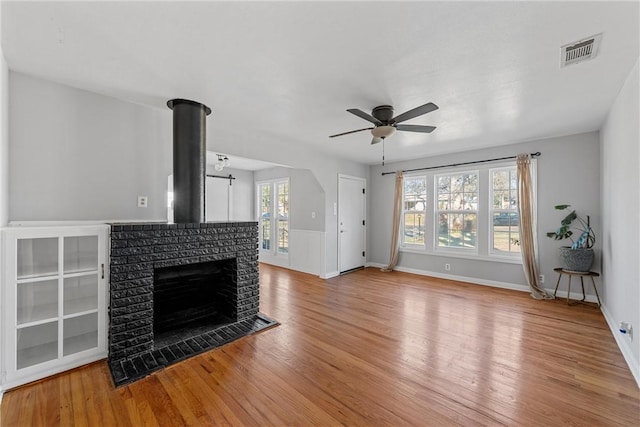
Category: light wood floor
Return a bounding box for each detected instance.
[2,264,639,426]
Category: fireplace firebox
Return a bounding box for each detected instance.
[153,259,237,347]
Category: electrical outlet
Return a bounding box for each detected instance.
[137,196,148,208]
[445,263,451,271]
[539,274,545,283]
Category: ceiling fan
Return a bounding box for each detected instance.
[329,102,439,144]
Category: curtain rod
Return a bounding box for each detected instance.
[381,152,541,176]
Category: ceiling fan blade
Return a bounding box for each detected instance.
[395,124,437,133]
[347,109,382,125]
[371,137,383,145]
[392,102,439,124]
[329,127,374,138]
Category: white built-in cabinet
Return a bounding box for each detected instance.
[1,225,108,389]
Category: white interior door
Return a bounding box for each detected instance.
[338,175,366,273]
[206,177,231,221]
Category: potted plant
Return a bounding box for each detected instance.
[546,204,595,272]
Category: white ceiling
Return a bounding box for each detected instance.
[2,1,638,165]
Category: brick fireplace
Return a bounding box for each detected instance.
[107,222,276,386]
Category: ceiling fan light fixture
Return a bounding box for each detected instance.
[371,125,396,139]
[214,154,229,171]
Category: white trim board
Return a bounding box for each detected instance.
[365,262,600,303]
[321,271,339,279]
[601,304,640,388]
[8,220,168,227]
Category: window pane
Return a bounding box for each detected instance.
[402,176,426,246]
[492,213,521,253]
[436,172,478,250]
[403,212,425,245]
[438,213,477,249]
[490,167,520,255]
[259,184,271,250]
[261,219,271,250]
[277,181,289,254]
[437,176,449,194]
[492,170,509,191]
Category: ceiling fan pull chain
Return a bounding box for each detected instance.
[382,138,385,166]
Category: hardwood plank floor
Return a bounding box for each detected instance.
[2,264,639,426]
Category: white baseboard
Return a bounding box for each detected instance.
[365,262,599,303]
[321,271,339,279]
[600,304,640,388]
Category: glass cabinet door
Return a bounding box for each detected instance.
[62,235,99,357]
[6,228,106,378]
[15,237,60,370]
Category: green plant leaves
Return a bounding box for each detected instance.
[561,210,577,226]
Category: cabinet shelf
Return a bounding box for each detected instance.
[16,273,59,283]
[17,341,58,370]
[64,331,98,356]
[63,268,99,278]
[63,308,99,320]
[17,316,58,329]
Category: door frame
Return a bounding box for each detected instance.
[338,174,367,274]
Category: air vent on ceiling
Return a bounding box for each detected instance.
[561,33,602,67]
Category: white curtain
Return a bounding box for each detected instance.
[382,171,403,272]
[517,154,553,299]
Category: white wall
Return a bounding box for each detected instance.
[0,5,8,398]
[368,132,601,294]
[9,72,172,222]
[8,72,367,275]
[600,58,639,386]
[0,23,8,227]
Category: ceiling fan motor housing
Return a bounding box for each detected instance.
[372,105,394,123]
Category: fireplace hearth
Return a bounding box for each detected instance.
[107,222,277,387]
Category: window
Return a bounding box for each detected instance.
[398,160,530,262]
[402,176,427,246]
[257,179,289,255]
[276,181,289,254]
[490,167,520,255]
[258,183,272,251]
[436,172,478,249]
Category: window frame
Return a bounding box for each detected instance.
[401,175,428,248]
[397,160,530,265]
[489,166,521,258]
[256,178,290,259]
[434,169,479,254]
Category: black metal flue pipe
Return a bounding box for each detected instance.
[167,99,212,223]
